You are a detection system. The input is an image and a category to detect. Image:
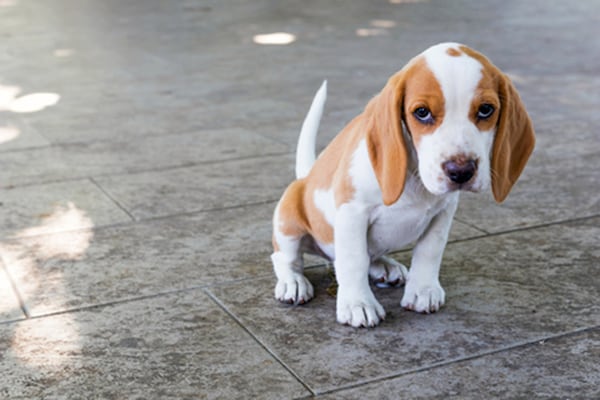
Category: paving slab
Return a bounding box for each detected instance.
[94,154,294,220]
[0,289,309,399]
[318,328,600,399]
[94,154,485,240]
[0,114,50,151]
[0,200,480,318]
[456,150,600,233]
[1,204,274,316]
[0,0,598,398]
[0,179,131,239]
[209,218,600,393]
[0,128,286,188]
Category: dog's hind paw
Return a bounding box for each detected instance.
[369,256,408,287]
[275,274,314,305]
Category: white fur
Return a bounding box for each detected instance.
[296,80,327,179]
[272,201,314,304]
[418,43,495,195]
[272,43,499,327]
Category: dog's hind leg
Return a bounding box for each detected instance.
[271,188,314,305]
[369,255,408,287]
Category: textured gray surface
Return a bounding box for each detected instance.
[0,0,598,398]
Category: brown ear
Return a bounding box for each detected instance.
[365,72,408,206]
[491,74,536,203]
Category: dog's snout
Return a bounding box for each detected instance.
[443,158,477,184]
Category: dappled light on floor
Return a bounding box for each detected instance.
[0,267,19,316]
[371,19,397,28]
[8,92,60,113]
[356,19,397,37]
[356,28,388,37]
[18,202,94,241]
[253,32,296,45]
[10,313,82,371]
[0,84,21,109]
[0,84,60,113]
[53,48,75,58]
[0,125,20,145]
[1,203,94,370]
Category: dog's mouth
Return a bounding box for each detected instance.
[447,180,479,193]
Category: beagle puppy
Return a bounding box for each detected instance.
[271,43,535,328]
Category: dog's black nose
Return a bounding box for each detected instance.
[443,159,477,184]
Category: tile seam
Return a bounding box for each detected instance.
[0,151,293,191]
[0,257,30,318]
[0,208,597,251]
[452,217,490,235]
[204,288,317,397]
[0,198,280,241]
[313,325,600,396]
[89,177,136,222]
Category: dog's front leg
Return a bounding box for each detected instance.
[335,203,385,328]
[401,195,458,313]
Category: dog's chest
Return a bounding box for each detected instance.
[367,186,456,258]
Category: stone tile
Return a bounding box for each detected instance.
[0,195,480,318]
[209,218,600,393]
[0,114,51,151]
[1,203,275,316]
[319,328,600,399]
[0,289,309,399]
[0,263,24,323]
[16,85,303,144]
[0,129,286,188]
[0,180,132,239]
[94,154,294,220]
[95,153,487,245]
[456,150,600,233]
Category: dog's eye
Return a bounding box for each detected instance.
[477,104,495,119]
[413,107,433,124]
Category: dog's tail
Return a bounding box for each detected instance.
[295,80,327,179]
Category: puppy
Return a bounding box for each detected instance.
[271,43,535,328]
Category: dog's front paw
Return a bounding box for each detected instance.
[336,289,386,328]
[401,279,445,313]
[369,256,408,287]
[275,274,314,305]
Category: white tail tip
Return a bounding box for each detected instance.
[295,80,327,179]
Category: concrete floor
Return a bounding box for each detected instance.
[1,0,599,398]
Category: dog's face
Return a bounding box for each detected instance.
[366,43,534,205]
[403,46,500,196]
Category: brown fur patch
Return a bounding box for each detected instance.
[274,119,366,246]
[460,45,535,202]
[446,47,462,57]
[402,57,445,148]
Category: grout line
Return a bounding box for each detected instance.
[447,213,600,246]
[0,125,291,155]
[0,259,30,318]
[0,204,597,252]
[0,151,293,191]
[205,288,317,397]
[89,177,136,222]
[0,288,196,325]
[0,272,276,326]
[0,198,281,242]
[453,216,490,235]
[86,151,293,180]
[313,325,600,397]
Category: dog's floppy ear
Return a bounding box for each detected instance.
[365,71,408,206]
[491,74,535,203]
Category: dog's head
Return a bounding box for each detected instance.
[365,42,535,205]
